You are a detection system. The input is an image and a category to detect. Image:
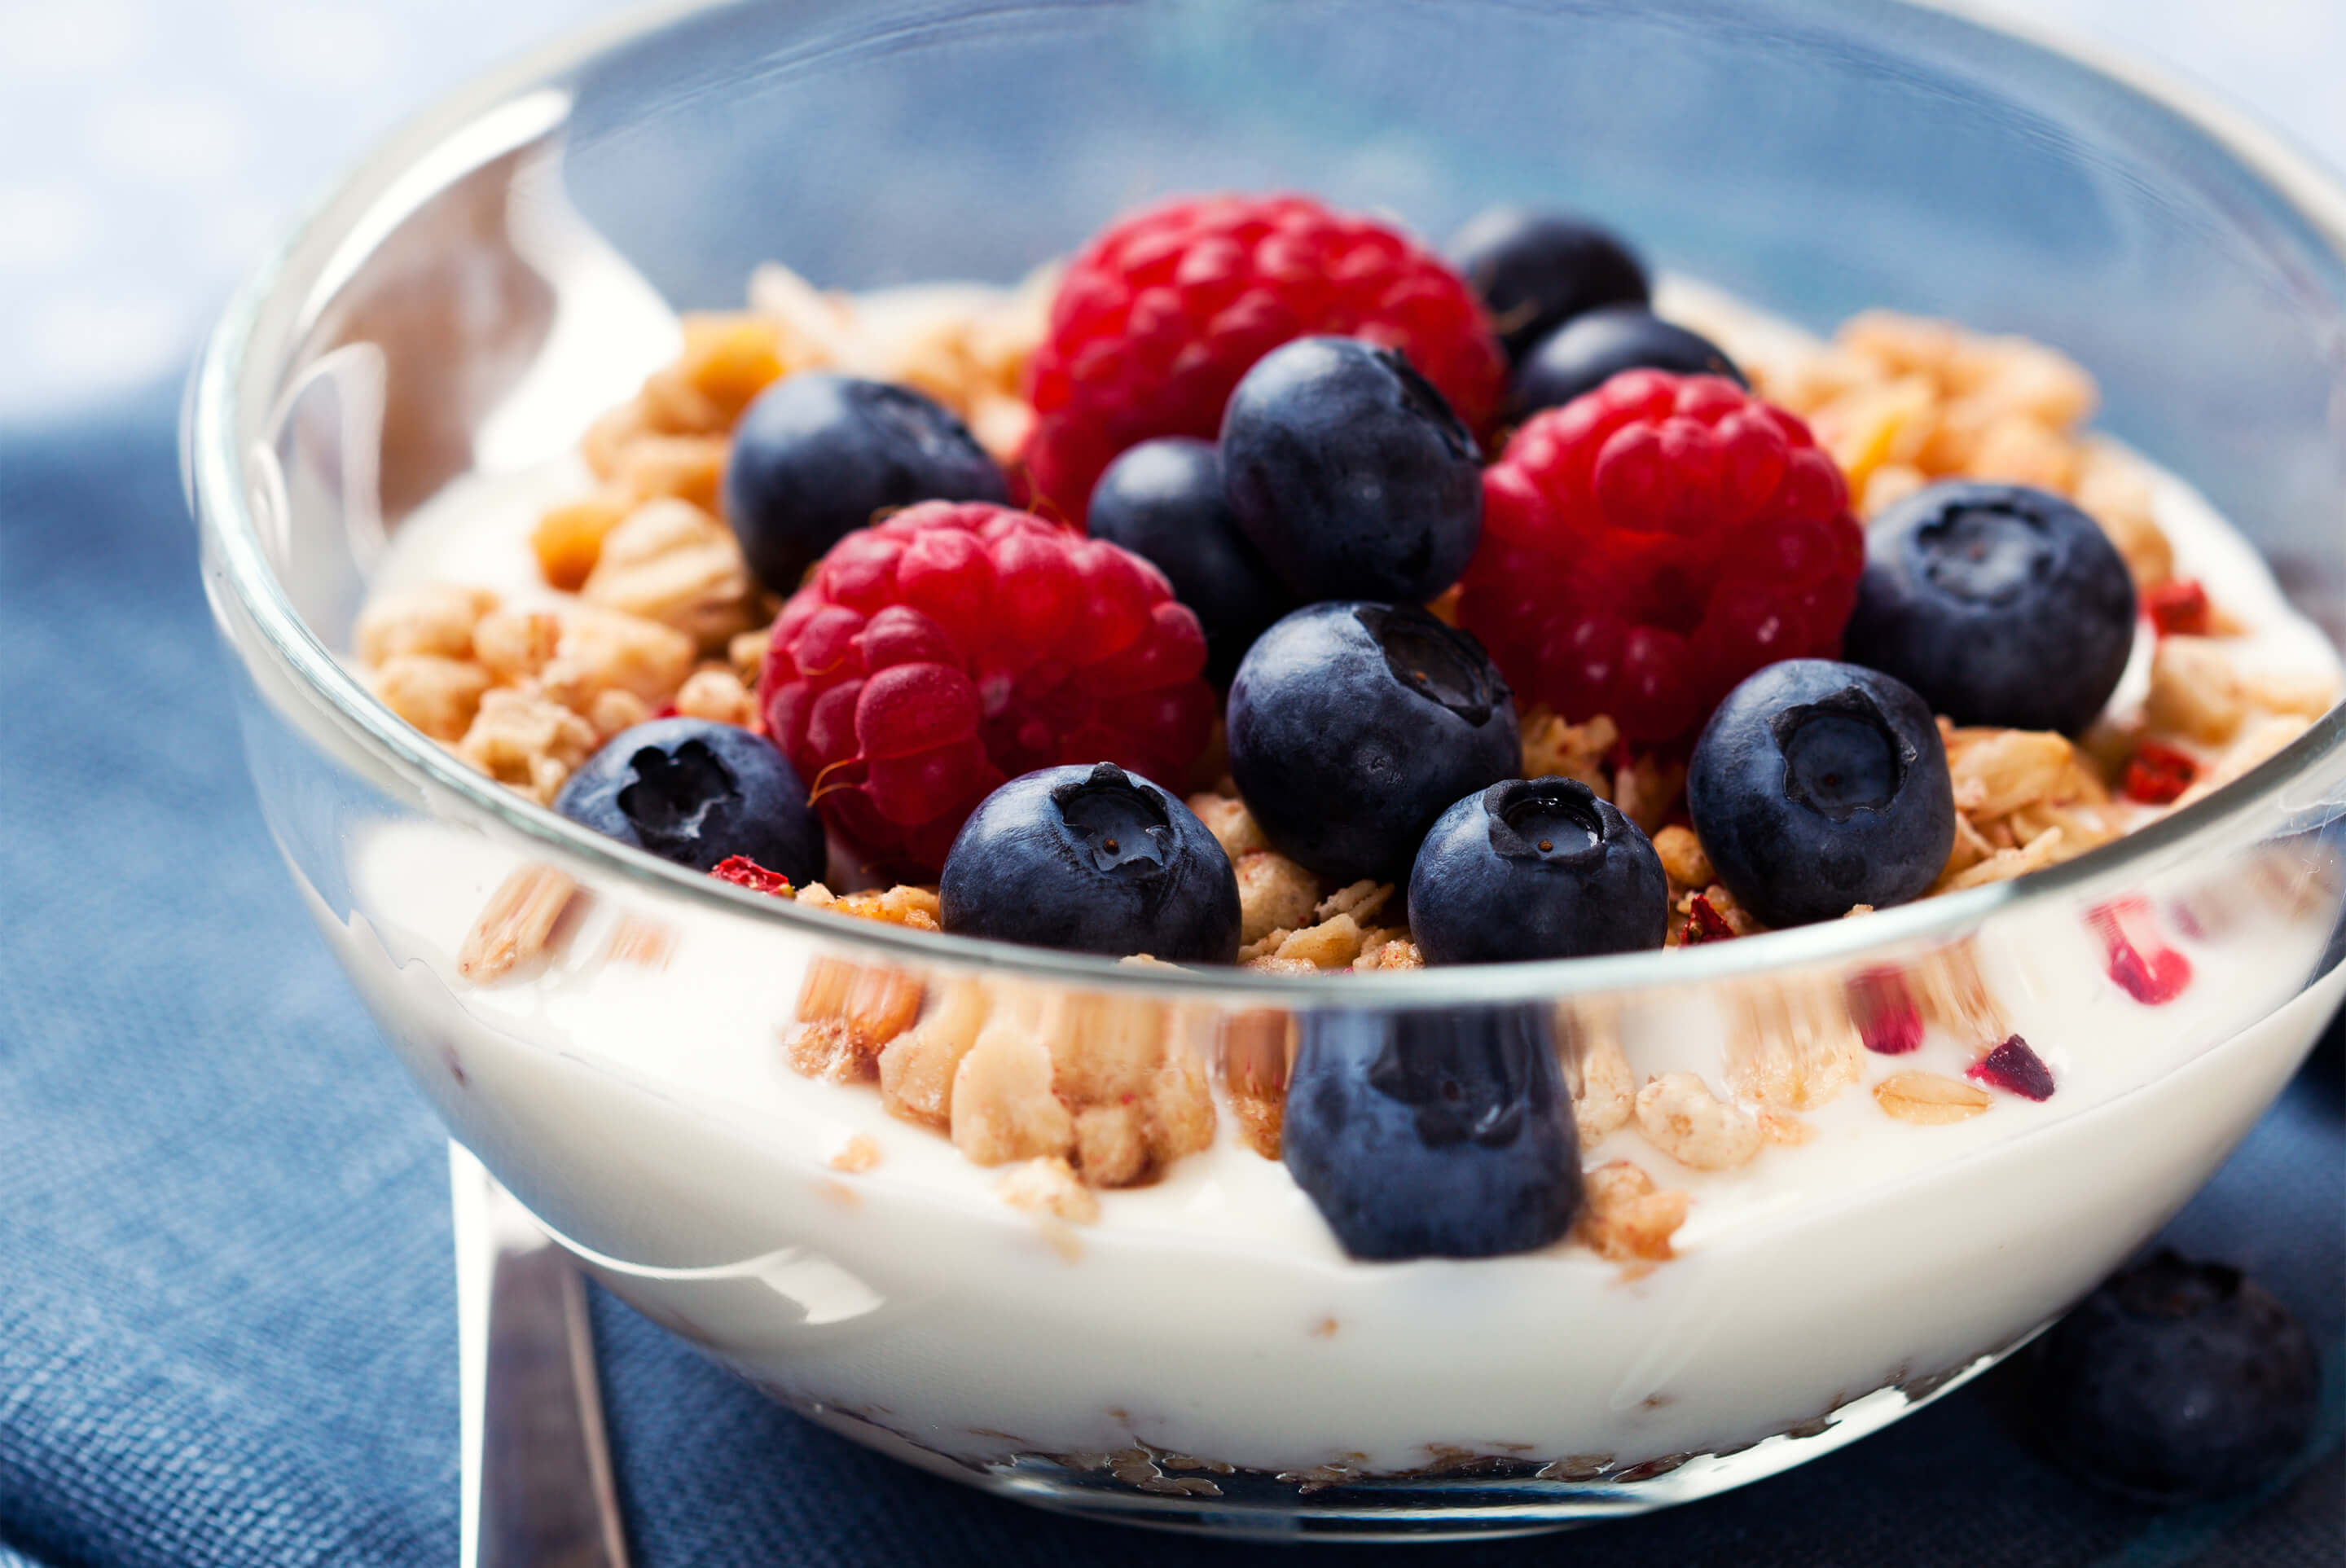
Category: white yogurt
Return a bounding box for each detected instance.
[314,284,2346,1485]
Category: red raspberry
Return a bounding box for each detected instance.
[758,501,1215,879]
[1021,193,1506,522]
[1457,370,1863,744]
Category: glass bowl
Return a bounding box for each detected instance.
[189,0,2346,1540]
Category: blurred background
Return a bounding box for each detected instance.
[0,0,2343,425]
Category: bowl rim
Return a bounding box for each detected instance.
[187,0,2346,1005]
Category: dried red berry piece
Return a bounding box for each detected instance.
[2123,741,2199,805]
[1847,966,1923,1055]
[711,856,793,896]
[2144,578,2211,638]
[1680,894,1737,945]
[1968,1033,2055,1100]
[2089,898,2193,1005]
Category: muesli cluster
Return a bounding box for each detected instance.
[368,192,2337,1267]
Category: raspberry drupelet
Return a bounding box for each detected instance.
[759,501,1216,879]
[1021,193,1507,522]
[1459,370,1864,744]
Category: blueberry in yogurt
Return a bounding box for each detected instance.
[1283,1004,1581,1259]
[1687,659,1955,928]
[1843,481,2137,735]
[1219,336,1483,605]
[1409,777,1669,963]
[1227,601,1520,884]
[938,763,1241,963]
[1445,205,1650,364]
[556,717,824,882]
[722,371,1006,593]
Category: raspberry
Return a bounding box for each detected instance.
[758,501,1215,878]
[2123,740,2199,804]
[1457,370,1864,744]
[1967,1033,2055,1100]
[710,856,792,896]
[1021,193,1506,522]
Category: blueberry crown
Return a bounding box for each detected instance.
[1767,686,1913,823]
[1049,763,1176,879]
[617,740,740,853]
[1355,604,1508,726]
[1483,776,1609,867]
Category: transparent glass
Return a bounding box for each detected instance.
[190,0,2346,1540]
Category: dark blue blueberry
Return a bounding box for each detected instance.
[1219,336,1483,604]
[1227,602,1519,884]
[938,763,1240,962]
[1445,206,1650,364]
[1513,305,1746,416]
[2027,1250,2318,1504]
[1409,778,1668,963]
[1844,482,2137,735]
[721,372,1006,593]
[1282,1004,1581,1260]
[555,717,824,882]
[1686,659,1955,927]
[1086,437,1298,685]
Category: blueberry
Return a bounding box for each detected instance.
[938,763,1240,962]
[1445,206,1650,364]
[1283,1004,1581,1259]
[1513,305,1746,416]
[721,372,1006,593]
[1844,482,2137,735]
[1087,437,1297,685]
[1220,337,1483,605]
[1686,659,1955,927]
[555,718,824,882]
[2026,1250,2318,1504]
[1410,778,1668,963]
[1228,602,1520,884]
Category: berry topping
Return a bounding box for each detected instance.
[1458,370,1862,744]
[1686,660,1955,927]
[1220,336,1484,604]
[1513,305,1746,418]
[938,763,1241,962]
[2144,578,2212,638]
[1021,193,1505,520]
[2123,740,2199,805]
[1281,1004,1581,1259]
[1844,481,2137,735]
[1680,893,1738,946]
[758,501,1215,879]
[1847,968,1923,1055]
[710,855,793,895]
[555,718,824,882]
[1086,437,1295,685]
[722,372,1007,593]
[2025,1250,2318,1503]
[1227,602,1520,883]
[2089,898,2193,1005]
[1408,778,1668,963]
[1967,1033,2054,1100]
[1444,206,1650,364]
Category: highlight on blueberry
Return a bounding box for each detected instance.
[1227,601,1521,884]
[1282,1004,1581,1260]
[1513,305,1746,417]
[1844,481,2137,735]
[1445,206,1650,364]
[721,371,1007,594]
[2024,1250,2318,1504]
[1409,778,1669,963]
[1086,437,1297,685]
[1220,336,1483,605]
[938,763,1241,963]
[555,717,824,882]
[1687,659,1956,928]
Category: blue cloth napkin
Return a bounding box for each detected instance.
[1,392,2339,1566]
